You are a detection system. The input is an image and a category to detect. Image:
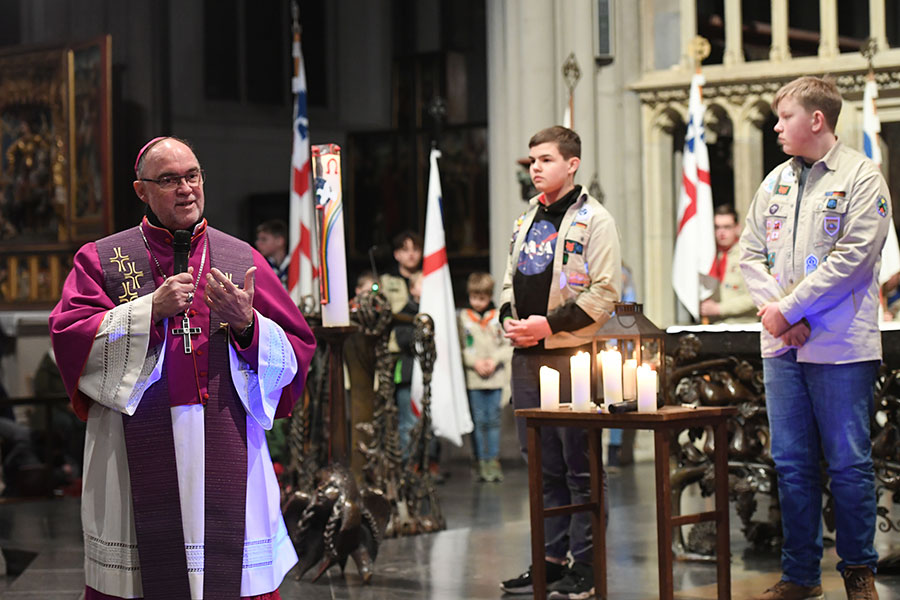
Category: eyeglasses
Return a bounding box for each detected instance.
[139,170,205,191]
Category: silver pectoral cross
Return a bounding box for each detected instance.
[172,315,202,354]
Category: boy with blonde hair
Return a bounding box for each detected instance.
[741,75,889,600]
[457,271,512,482]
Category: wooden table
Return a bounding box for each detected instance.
[515,405,737,599]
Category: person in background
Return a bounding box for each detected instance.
[700,204,757,323]
[380,230,423,314]
[254,219,290,289]
[741,76,888,600]
[457,271,512,482]
[499,126,621,599]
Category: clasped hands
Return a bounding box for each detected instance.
[504,315,552,348]
[758,302,810,348]
[152,266,256,333]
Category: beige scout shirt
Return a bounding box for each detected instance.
[500,190,622,349]
[457,307,514,390]
[711,243,757,323]
[740,141,891,363]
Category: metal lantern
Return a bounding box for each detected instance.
[591,302,668,406]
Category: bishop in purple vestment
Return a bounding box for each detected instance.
[49,137,316,600]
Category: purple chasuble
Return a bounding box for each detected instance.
[95,226,250,600]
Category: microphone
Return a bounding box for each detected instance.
[173,230,192,274]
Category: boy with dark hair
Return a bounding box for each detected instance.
[700,203,757,323]
[381,230,424,314]
[255,219,290,288]
[741,75,889,600]
[499,125,621,599]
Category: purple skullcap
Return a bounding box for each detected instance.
[134,137,167,175]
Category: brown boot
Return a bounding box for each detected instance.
[843,566,879,600]
[748,579,823,600]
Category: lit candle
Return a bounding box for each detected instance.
[540,366,560,411]
[623,358,637,400]
[570,351,591,412]
[600,349,623,404]
[637,364,657,412]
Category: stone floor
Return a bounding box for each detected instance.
[1,456,899,599]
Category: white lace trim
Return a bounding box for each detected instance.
[85,535,278,575]
[230,312,298,430]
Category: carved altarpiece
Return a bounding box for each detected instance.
[0,36,112,309]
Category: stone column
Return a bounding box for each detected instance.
[870,0,888,53]
[733,100,768,220]
[769,0,791,62]
[641,105,680,325]
[723,0,744,67]
[818,0,839,59]
[680,0,697,69]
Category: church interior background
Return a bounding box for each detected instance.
[4,0,900,597]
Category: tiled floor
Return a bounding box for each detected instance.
[2,458,899,599]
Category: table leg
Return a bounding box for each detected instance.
[654,430,674,600]
[588,429,607,598]
[527,423,546,600]
[714,419,732,599]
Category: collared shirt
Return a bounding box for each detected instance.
[740,141,891,362]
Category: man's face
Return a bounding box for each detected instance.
[394,239,422,271]
[714,214,739,249]
[469,292,491,313]
[774,96,816,159]
[255,231,285,259]
[133,139,205,231]
[528,142,579,196]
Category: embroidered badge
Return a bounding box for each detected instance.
[766,252,776,269]
[823,215,840,236]
[763,172,777,194]
[562,253,568,265]
[805,254,819,275]
[826,198,837,209]
[765,219,783,242]
[565,240,584,255]
[567,272,589,287]
[769,204,779,215]
[776,184,791,196]
[572,221,588,229]
[825,191,845,197]
[780,168,796,184]
[576,205,593,219]
[877,195,889,218]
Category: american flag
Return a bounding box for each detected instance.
[287,9,318,306]
[672,73,716,321]
[863,76,900,285]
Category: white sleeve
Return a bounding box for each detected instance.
[228,310,299,430]
[77,293,165,415]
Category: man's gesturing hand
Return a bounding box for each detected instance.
[205,266,256,332]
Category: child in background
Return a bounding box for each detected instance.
[458,272,512,482]
[393,271,422,460]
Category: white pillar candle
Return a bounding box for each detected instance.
[540,366,560,411]
[637,363,657,412]
[570,351,591,412]
[600,349,623,404]
[623,358,637,400]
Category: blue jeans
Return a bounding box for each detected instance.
[512,351,605,563]
[396,384,417,459]
[763,350,879,585]
[468,388,502,460]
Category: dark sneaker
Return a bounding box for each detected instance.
[843,566,879,600]
[749,579,824,600]
[548,561,594,599]
[499,560,566,595]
